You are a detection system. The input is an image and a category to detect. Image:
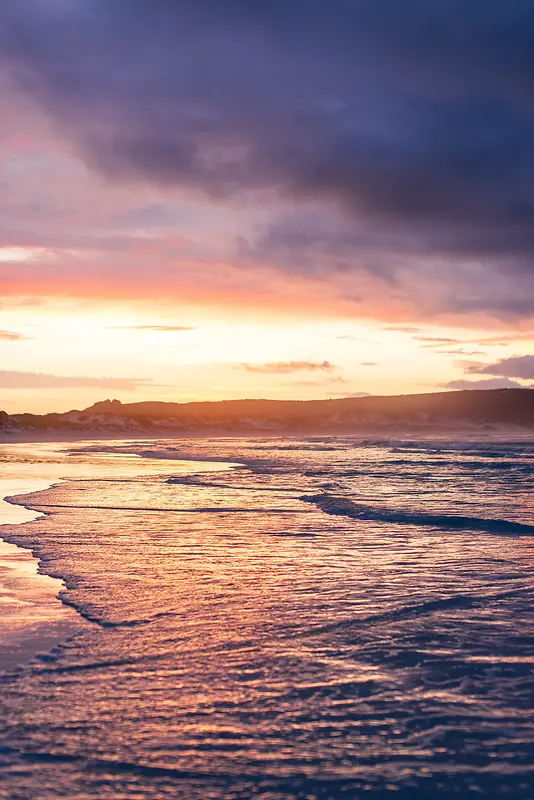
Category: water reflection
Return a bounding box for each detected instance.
[0,437,533,798]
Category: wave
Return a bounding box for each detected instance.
[455,460,534,473]
[306,586,532,638]
[22,502,308,515]
[248,443,344,451]
[299,585,532,638]
[376,458,534,475]
[300,493,534,535]
[166,475,299,493]
[308,459,534,479]
[67,444,244,465]
[166,475,241,488]
[56,598,180,629]
[388,441,534,457]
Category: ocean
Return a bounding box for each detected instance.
[0,437,533,799]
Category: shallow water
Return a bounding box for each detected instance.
[1,437,533,798]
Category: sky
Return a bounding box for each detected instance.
[2,0,534,413]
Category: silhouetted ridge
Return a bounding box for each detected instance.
[1,389,533,437]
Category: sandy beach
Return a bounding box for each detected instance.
[0,538,83,672]
[0,467,86,673]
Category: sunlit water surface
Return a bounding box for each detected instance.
[1,437,533,799]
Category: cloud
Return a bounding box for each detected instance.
[467,354,534,380]
[3,0,532,233]
[444,377,528,390]
[360,361,377,366]
[238,360,337,374]
[3,2,534,322]
[114,203,187,230]
[0,371,153,390]
[475,333,534,345]
[386,326,422,334]
[0,329,29,341]
[437,349,485,356]
[291,376,347,387]
[111,325,196,332]
[415,336,458,346]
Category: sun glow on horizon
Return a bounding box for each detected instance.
[2,298,534,414]
[2,1,534,416]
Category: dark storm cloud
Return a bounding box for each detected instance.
[4,1,534,316]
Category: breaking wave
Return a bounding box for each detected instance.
[300,493,534,535]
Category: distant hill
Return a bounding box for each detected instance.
[1,389,534,440]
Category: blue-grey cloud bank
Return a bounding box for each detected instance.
[2,0,534,321]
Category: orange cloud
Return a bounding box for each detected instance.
[239,360,337,373]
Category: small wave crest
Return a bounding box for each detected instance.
[166,475,299,493]
[300,493,534,535]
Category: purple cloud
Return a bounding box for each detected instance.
[2,3,534,321]
[467,354,534,380]
[444,378,528,390]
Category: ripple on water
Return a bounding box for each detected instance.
[0,437,533,798]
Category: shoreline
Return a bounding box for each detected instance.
[0,476,87,675]
[0,442,240,673]
[2,424,534,446]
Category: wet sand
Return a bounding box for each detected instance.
[0,471,86,673]
[0,441,234,673]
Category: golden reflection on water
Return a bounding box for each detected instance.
[0,437,533,798]
[0,441,239,645]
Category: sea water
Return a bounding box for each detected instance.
[0,437,533,799]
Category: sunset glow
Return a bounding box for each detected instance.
[2,6,534,799]
[1,2,534,413]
